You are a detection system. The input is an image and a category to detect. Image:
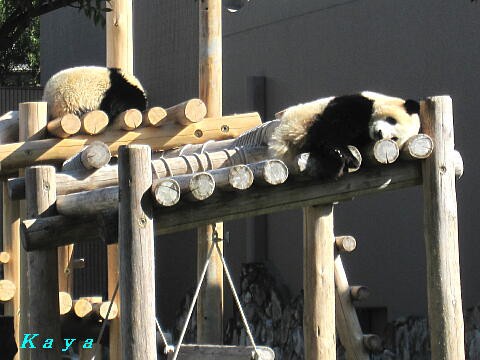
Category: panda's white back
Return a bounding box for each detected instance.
[43,66,111,119]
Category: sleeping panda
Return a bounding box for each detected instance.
[42,66,147,120]
[269,91,421,179]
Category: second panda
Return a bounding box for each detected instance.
[269,91,421,179]
[42,66,147,121]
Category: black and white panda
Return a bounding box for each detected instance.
[269,91,421,179]
[42,66,147,120]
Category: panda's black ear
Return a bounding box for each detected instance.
[404,99,420,115]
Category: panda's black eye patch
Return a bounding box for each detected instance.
[386,117,397,125]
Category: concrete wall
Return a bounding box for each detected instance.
[40,0,480,326]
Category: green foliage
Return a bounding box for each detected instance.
[0,0,40,86]
[0,0,111,86]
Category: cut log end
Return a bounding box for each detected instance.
[95,301,118,320]
[367,139,400,164]
[401,134,434,160]
[0,251,10,264]
[166,99,207,125]
[114,109,143,130]
[334,236,357,253]
[229,165,254,190]
[80,141,112,169]
[152,178,181,207]
[47,114,81,138]
[73,298,93,318]
[0,279,16,302]
[363,334,383,354]
[349,285,370,301]
[188,173,215,201]
[252,160,289,185]
[81,110,109,135]
[59,291,73,315]
[143,107,167,127]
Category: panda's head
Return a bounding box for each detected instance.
[363,91,420,147]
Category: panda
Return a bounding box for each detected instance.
[42,66,147,120]
[269,91,421,179]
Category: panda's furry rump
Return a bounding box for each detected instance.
[43,66,147,120]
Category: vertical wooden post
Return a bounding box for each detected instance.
[197,0,224,344]
[2,182,21,359]
[17,102,48,359]
[106,0,133,357]
[25,165,61,360]
[421,96,465,359]
[303,205,336,360]
[118,145,156,360]
[106,0,133,72]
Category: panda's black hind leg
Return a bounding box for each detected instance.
[307,146,348,180]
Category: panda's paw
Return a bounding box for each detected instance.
[307,147,346,180]
[341,147,360,170]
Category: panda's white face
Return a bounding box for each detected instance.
[364,92,421,147]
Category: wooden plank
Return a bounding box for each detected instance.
[303,205,335,360]
[0,112,261,174]
[421,96,465,359]
[118,145,156,360]
[21,161,423,251]
[167,345,274,360]
[197,0,224,345]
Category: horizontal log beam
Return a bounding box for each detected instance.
[0,112,261,174]
[22,161,422,251]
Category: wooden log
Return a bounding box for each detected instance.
[143,107,167,127]
[62,141,111,171]
[453,150,464,179]
[0,112,262,174]
[0,111,19,144]
[335,235,357,253]
[362,334,383,354]
[93,301,119,320]
[59,291,73,315]
[21,161,424,251]
[401,134,434,160]
[47,114,81,138]
[25,165,62,360]
[9,146,269,200]
[73,298,93,318]
[209,165,253,191]
[70,258,85,270]
[113,109,142,130]
[80,110,109,135]
[350,286,370,301]
[198,0,224,345]
[167,345,275,360]
[303,204,336,360]
[176,172,215,201]
[250,159,289,186]
[118,145,156,360]
[166,99,207,125]
[365,139,399,164]
[421,96,465,359]
[0,279,16,302]
[151,178,181,207]
[19,102,48,141]
[0,251,10,264]
[334,254,370,360]
[56,186,119,216]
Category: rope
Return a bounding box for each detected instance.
[171,239,217,360]
[156,317,174,354]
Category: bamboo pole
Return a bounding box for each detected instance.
[26,165,61,360]
[303,204,336,360]
[118,145,156,359]
[197,0,224,344]
[421,96,465,359]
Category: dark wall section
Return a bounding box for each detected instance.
[40,0,480,323]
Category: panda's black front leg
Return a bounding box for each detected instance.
[306,144,348,179]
